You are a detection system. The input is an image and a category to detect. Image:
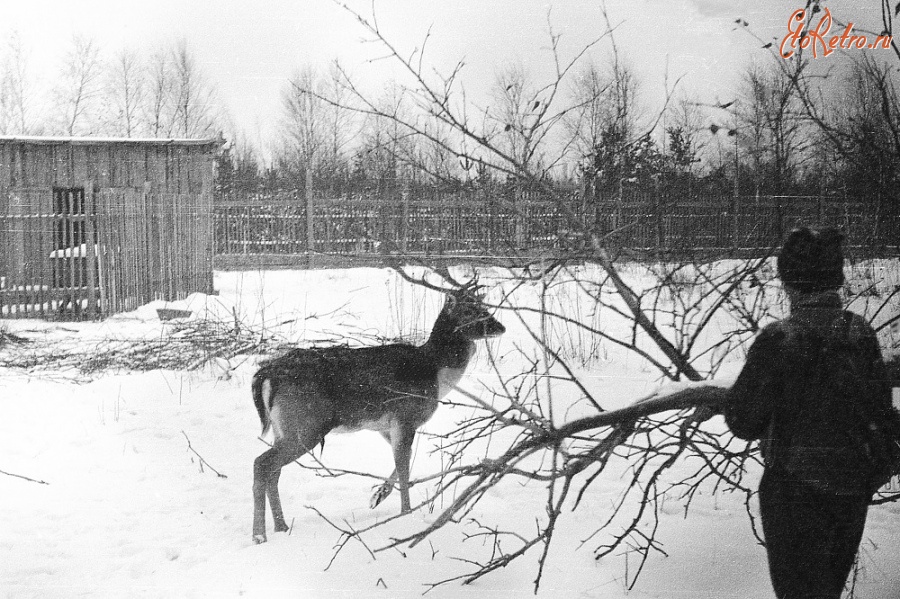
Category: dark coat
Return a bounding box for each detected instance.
[723,292,893,493]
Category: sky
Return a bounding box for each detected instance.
[2,0,892,160]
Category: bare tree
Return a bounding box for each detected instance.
[565,62,610,161]
[0,34,221,141]
[841,55,900,190]
[737,0,899,240]
[351,81,422,193]
[143,47,173,136]
[602,53,643,145]
[567,48,650,222]
[568,47,644,161]
[277,63,364,193]
[169,39,218,137]
[0,31,36,135]
[664,91,706,175]
[281,66,326,171]
[736,60,809,195]
[414,116,460,185]
[218,129,263,199]
[492,63,542,173]
[320,61,358,190]
[105,48,145,137]
[51,35,104,136]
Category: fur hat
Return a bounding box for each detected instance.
[777,227,845,292]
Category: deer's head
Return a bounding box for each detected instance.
[443,287,505,340]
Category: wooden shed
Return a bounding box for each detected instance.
[0,136,222,320]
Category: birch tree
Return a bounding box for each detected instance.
[106,48,145,137]
[0,31,36,135]
[52,35,104,136]
[170,39,218,137]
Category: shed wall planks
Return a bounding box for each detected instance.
[0,138,218,320]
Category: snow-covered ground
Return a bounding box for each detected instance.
[1,264,899,598]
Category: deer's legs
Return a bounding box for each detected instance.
[253,437,313,543]
[266,468,286,531]
[266,453,295,533]
[252,386,325,544]
[370,431,398,509]
[252,446,282,544]
[371,425,417,512]
[369,424,416,514]
[389,424,417,514]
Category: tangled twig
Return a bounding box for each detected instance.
[182,431,228,478]
[0,468,49,485]
[0,319,293,380]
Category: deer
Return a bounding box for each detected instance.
[251,280,505,544]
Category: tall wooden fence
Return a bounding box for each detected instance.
[1,187,212,320]
[214,192,899,263]
[596,193,898,256]
[215,195,570,259]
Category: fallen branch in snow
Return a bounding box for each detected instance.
[385,384,730,547]
[435,366,755,593]
[181,431,228,478]
[305,505,377,570]
[0,329,30,346]
[0,468,49,485]
[0,319,296,380]
[302,382,748,591]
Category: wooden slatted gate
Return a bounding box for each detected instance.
[1,184,211,320]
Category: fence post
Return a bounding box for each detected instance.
[400,185,409,254]
[655,187,663,253]
[514,181,524,249]
[731,193,739,253]
[242,205,249,255]
[83,180,99,319]
[4,189,26,317]
[305,161,315,268]
[777,195,784,240]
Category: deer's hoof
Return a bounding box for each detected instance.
[370,483,393,509]
[274,522,289,533]
[252,534,267,545]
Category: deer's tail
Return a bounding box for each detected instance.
[252,372,273,435]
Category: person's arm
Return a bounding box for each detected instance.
[723,324,787,441]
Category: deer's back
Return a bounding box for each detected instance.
[257,344,450,432]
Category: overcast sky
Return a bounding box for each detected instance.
[3,0,890,157]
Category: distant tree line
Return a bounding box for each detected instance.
[0,32,219,138]
[1,16,896,222]
[217,45,898,224]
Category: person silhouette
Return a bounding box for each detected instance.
[723,227,897,598]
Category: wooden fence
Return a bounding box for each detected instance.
[597,193,898,256]
[214,192,899,263]
[214,195,569,259]
[1,186,212,320]
[6,188,894,320]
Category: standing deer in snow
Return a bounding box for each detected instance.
[251,283,505,544]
